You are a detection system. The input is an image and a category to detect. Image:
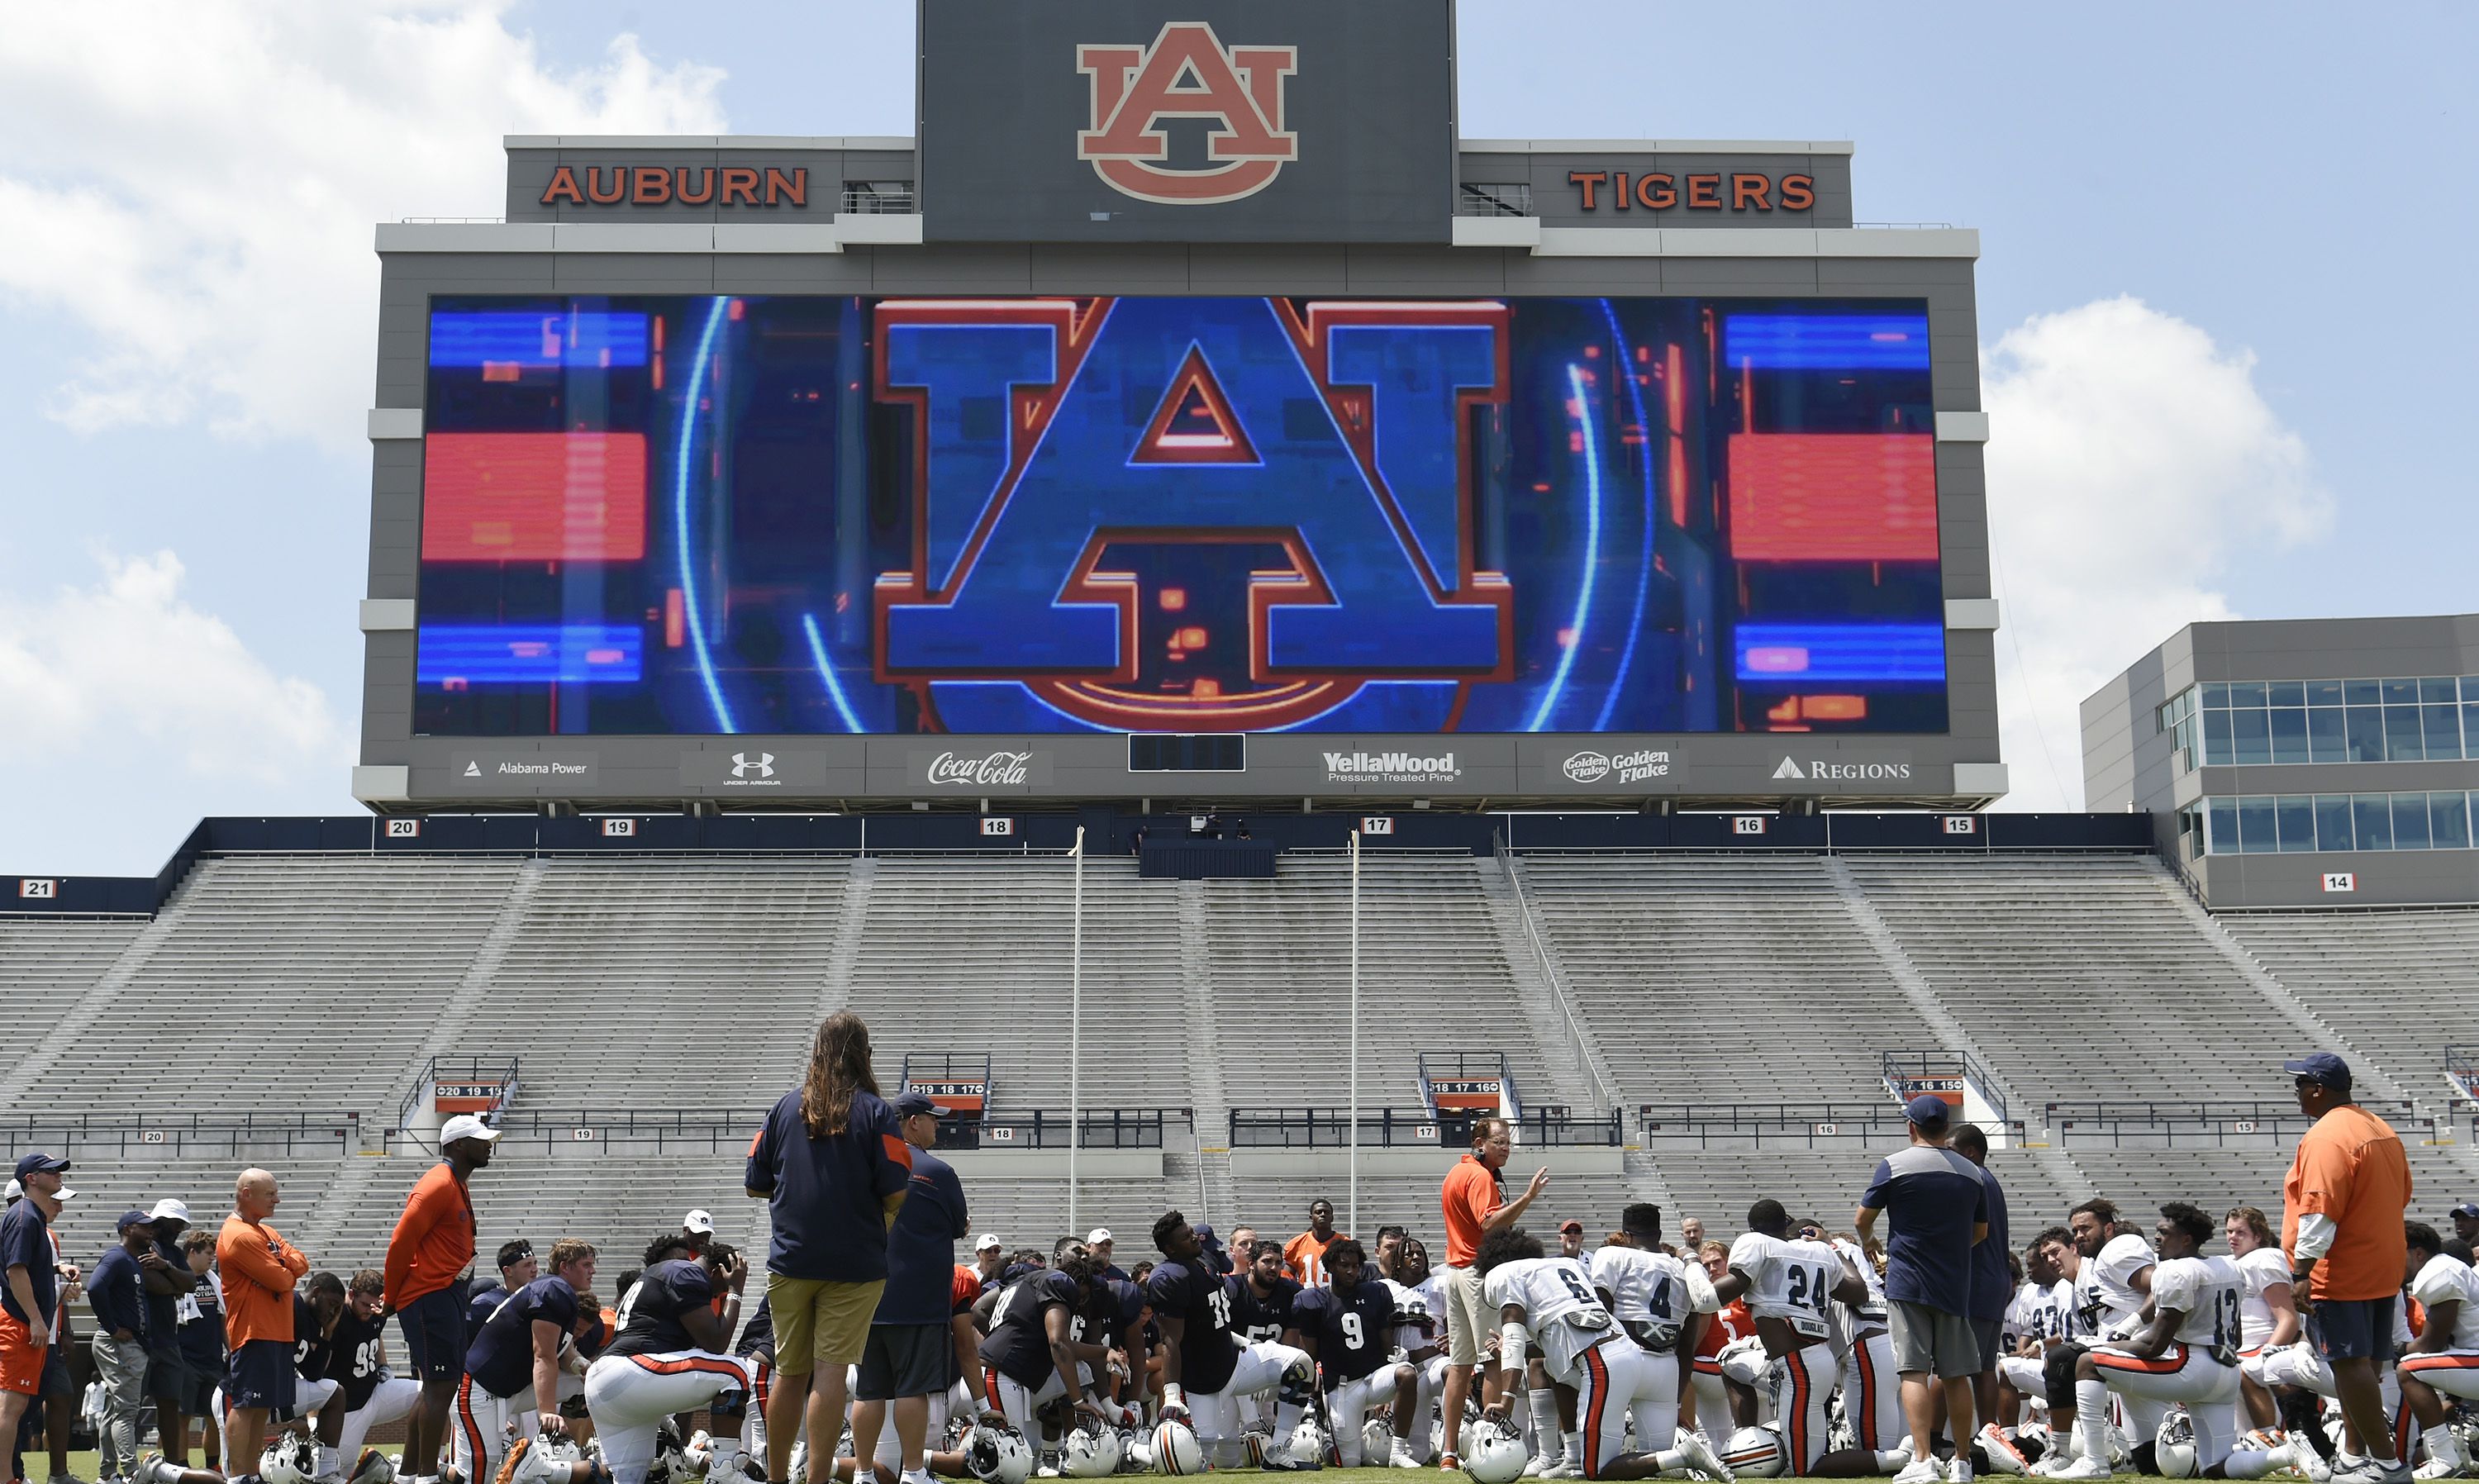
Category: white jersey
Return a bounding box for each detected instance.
[2075,1233,2157,1334]
[2005,1280,2065,1351]
[1729,1231,1839,1341]
[1482,1257,1619,1385]
[1588,1245,1719,1350]
[1825,1237,1888,1352]
[2230,1246,2291,1350]
[2409,1256,2479,1351]
[1387,1275,1447,1353]
[2149,1254,2244,1349]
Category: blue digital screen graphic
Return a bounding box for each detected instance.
[414,295,1946,736]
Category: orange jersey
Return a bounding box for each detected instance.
[1692,1299,1755,1372]
[1441,1154,1502,1268]
[383,1163,475,1310]
[217,1215,309,1348]
[953,1264,983,1315]
[2281,1103,2412,1301]
[1284,1230,1341,1287]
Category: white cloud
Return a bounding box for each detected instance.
[0,2,728,448]
[1982,296,2329,810]
[0,549,346,782]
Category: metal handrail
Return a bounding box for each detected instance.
[1494,832,1622,1115]
[1640,1102,1906,1131]
[398,1054,519,1134]
[0,1111,359,1159]
[1880,1049,2011,1125]
[1230,1106,1620,1149]
[2045,1098,2418,1126]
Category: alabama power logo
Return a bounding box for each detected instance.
[1077,22,1297,205]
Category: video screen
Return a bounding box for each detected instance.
[414,294,1944,735]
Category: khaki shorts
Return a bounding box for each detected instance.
[1444,1263,1492,1366]
[767,1273,887,1373]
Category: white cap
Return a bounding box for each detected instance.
[147,1198,192,1225]
[440,1114,502,1146]
[974,1234,1002,1253]
[1087,1228,1112,1245]
[55,1187,75,1201]
[683,1210,716,1235]
[2,1180,17,1202]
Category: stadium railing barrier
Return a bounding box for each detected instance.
[1229,1106,1622,1149]
[1636,1102,2029,1149]
[0,1111,358,1161]
[2046,1098,2433,1149]
[460,1106,1190,1154]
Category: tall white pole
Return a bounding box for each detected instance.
[1349,828,1360,1236]
[1069,825,1084,1235]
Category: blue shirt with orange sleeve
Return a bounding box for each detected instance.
[745,1087,911,1282]
[383,1162,475,1310]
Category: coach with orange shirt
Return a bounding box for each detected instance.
[383,1112,500,1484]
[2281,1053,2412,1478]
[1435,1116,1547,1469]
[220,1168,312,1482]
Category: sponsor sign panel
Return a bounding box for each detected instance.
[1323,749,1462,786]
[907,748,1054,792]
[678,748,840,791]
[449,752,599,792]
[919,0,1454,243]
[1767,751,1917,787]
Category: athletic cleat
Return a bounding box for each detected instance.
[1948,1458,1974,1484]
[1978,1426,2030,1477]
[2044,1460,2113,1481]
[1892,1461,1945,1484]
[1544,1464,1584,1481]
[1677,1429,1734,1484]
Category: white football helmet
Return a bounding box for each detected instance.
[1463,1418,1530,1484]
[1362,1416,1395,1468]
[1062,1423,1124,1478]
[261,1434,316,1484]
[2154,1409,2198,1479]
[1720,1425,1787,1479]
[1290,1416,1335,1468]
[1150,1419,1205,1477]
[1717,1334,1772,1386]
[968,1425,1035,1484]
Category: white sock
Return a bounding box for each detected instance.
[2072,1381,2110,1467]
[1528,1391,1561,1458]
[2432,1429,2469,1468]
[1874,1448,1914,1470]
[1560,1429,1583,1466]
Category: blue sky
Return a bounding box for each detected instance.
[2,1,2472,873]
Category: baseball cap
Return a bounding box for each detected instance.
[2448,1202,2479,1220]
[147,1198,192,1226]
[2284,1053,2353,1089]
[1,1181,17,1202]
[974,1234,1003,1253]
[1904,1094,1952,1128]
[439,1114,503,1146]
[1557,1220,1583,1234]
[1087,1228,1113,1245]
[12,1153,69,1182]
[116,1209,151,1232]
[892,1092,940,1119]
[683,1210,716,1235]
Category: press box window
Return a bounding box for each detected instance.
[1128,734,1245,772]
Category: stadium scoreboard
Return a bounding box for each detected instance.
[354,0,2004,811]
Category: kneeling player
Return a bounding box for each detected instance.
[582,1244,759,1484]
[974,1253,1110,1459]
[1292,1240,1413,1466]
[2394,1222,2479,1478]
[1477,1228,1733,1482]
[1715,1201,1867,1475]
[330,1272,421,1481]
[1146,1212,1316,1470]
[2052,1206,2244,1480]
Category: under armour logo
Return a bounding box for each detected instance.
[731,751,775,779]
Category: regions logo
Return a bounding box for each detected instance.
[1324,750,1459,784]
[1562,750,1611,783]
[1772,756,1913,782]
[1076,22,1298,205]
[927,749,1033,787]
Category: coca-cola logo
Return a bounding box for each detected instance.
[926,749,1033,787]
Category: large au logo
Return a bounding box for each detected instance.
[872,297,1514,732]
[1076,22,1297,205]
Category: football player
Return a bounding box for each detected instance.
[1715,1200,1866,1474]
[2392,1223,2479,1478]
[329,1271,421,1481]
[2048,1204,2245,1481]
[1807,1235,1910,1479]
[2032,1200,2156,1473]
[973,1251,1111,1453]
[1233,1240,1304,1346]
[1289,1239,1411,1465]
[1993,1237,2068,1443]
[1145,1211,1316,1470]
[1475,1228,1734,1482]
[454,1239,597,1484]
[2224,1208,2298,1437]
[579,1243,759,1484]
[1587,1208,1720,1439]
[1689,1242,1759,1434]
[1386,1238,1450,1466]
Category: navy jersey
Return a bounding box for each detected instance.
[1145,1259,1239,1395]
[330,1308,389,1411]
[1093,1278,1149,1353]
[979,1269,1081,1387]
[177,1263,225,1370]
[293,1295,335,1379]
[1230,1274,1301,1344]
[466,1282,507,1330]
[465,1276,579,1399]
[1293,1280,1400,1385]
[606,1260,715,1360]
[734,1294,773,1358]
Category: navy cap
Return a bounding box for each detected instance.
[892,1091,940,1119]
[116,1209,151,1231]
[12,1153,68,1182]
[1904,1094,1953,1127]
[2284,1053,2353,1089]
[2448,1202,2479,1220]
[1194,1224,1220,1249]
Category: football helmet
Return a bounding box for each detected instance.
[968,1425,1036,1484]
[1463,1418,1530,1484]
[1061,1422,1124,1478]
[1362,1416,1395,1469]
[2154,1409,2198,1479]
[1719,1425,1787,1479]
[1288,1416,1335,1468]
[1149,1419,1204,1477]
[262,1432,316,1484]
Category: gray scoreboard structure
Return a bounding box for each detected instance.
[353,0,2004,815]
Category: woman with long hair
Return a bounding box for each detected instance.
[745,1011,912,1484]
